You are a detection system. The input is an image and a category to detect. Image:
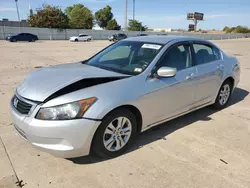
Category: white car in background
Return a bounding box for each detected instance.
[69,34,92,42]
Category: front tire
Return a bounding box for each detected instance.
[75,39,78,42]
[212,80,233,109]
[92,108,137,158]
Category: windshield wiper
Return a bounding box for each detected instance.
[92,65,115,72]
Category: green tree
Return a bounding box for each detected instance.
[95,5,113,29]
[225,27,232,33]
[128,19,147,31]
[229,27,236,33]
[28,5,69,28]
[66,4,94,29]
[106,19,121,30]
[234,26,250,33]
[223,26,229,32]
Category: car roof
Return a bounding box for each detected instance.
[124,35,210,45]
[18,33,33,35]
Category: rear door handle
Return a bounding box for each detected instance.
[217,64,224,69]
[186,73,194,80]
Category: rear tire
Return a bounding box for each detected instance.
[92,108,137,158]
[212,80,233,109]
[87,38,91,42]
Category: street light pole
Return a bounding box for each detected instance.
[124,0,128,31]
[133,0,135,20]
[15,0,21,22]
[29,0,33,17]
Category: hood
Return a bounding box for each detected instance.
[17,63,128,102]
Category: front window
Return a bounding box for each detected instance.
[157,44,192,71]
[86,41,163,75]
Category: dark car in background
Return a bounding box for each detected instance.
[108,33,127,41]
[6,33,38,42]
[137,33,148,36]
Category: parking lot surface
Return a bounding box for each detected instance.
[0,39,250,188]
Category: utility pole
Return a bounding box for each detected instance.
[124,0,128,31]
[133,0,135,20]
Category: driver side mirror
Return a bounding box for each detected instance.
[157,67,177,78]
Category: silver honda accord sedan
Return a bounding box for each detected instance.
[10,36,240,158]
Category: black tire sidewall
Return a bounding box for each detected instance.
[213,80,233,109]
[92,109,137,158]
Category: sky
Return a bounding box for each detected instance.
[0,0,250,30]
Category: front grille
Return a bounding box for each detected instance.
[13,96,32,115]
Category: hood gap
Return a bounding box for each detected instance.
[44,77,128,102]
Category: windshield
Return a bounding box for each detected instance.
[86,41,163,75]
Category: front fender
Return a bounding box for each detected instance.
[88,101,139,120]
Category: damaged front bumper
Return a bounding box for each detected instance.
[10,96,101,158]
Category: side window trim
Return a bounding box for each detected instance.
[154,41,193,71]
[212,46,222,60]
[190,41,196,67]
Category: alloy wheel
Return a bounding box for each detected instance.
[219,84,231,105]
[103,117,132,152]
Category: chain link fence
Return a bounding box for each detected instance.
[1,26,249,40]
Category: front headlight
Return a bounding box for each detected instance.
[36,97,97,120]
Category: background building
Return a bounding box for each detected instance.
[153,28,172,32]
[0,19,28,27]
